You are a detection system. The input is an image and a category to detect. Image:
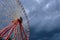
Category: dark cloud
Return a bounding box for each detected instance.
[20,0,60,40]
[30,28,60,40]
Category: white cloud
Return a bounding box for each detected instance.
[35,0,41,4]
[31,6,36,11]
[25,8,30,15]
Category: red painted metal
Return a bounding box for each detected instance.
[5,20,18,40]
[18,19,28,40]
[0,19,18,38]
[18,19,24,40]
[0,19,29,40]
[5,24,18,40]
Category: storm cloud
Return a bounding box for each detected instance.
[0,0,60,40]
[20,0,60,40]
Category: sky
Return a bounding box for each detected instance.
[0,0,60,40]
[20,0,60,40]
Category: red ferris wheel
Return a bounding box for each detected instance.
[0,0,30,40]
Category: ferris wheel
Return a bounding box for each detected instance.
[0,0,30,40]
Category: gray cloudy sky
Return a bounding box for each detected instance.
[0,0,60,40]
[20,0,60,40]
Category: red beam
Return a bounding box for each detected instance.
[21,23,28,40]
[0,23,13,35]
[18,19,28,40]
[18,19,24,40]
[0,25,13,38]
[5,22,18,40]
[0,19,18,38]
[0,19,18,35]
[0,20,18,38]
